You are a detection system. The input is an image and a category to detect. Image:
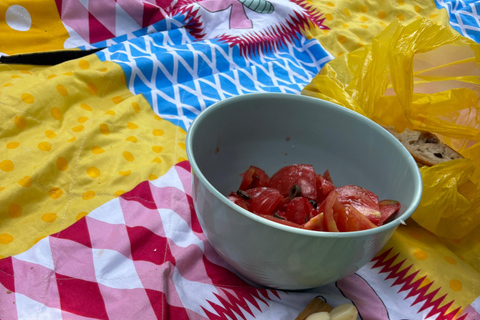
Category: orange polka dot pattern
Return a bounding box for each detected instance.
[378,223,480,315]
[0,55,187,258]
[303,0,450,57]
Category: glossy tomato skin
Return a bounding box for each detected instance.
[316,174,336,204]
[239,166,271,190]
[347,206,377,230]
[318,190,340,232]
[303,211,325,231]
[378,200,401,225]
[268,164,317,200]
[333,201,376,231]
[227,192,250,211]
[284,197,315,225]
[323,170,333,184]
[231,164,398,233]
[259,214,303,229]
[272,197,290,221]
[336,185,382,226]
[245,187,283,216]
[332,200,360,232]
[315,190,377,232]
[275,197,291,214]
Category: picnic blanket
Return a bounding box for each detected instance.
[1,1,480,319]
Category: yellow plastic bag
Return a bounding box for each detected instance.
[302,18,480,239]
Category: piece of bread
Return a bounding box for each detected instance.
[384,127,464,166]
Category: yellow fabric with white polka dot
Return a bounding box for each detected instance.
[0,55,187,258]
[304,0,451,58]
[0,1,71,55]
[381,221,480,315]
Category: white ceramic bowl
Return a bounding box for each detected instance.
[186,93,422,290]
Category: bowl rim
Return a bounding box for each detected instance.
[186,92,423,238]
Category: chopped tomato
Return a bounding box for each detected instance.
[332,200,377,231]
[239,166,271,190]
[336,185,382,226]
[227,192,250,211]
[268,164,317,200]
[284,197,315,225]
[347,205,378,230]
[277,197,291,210]
[303,211,325,231]
[378,200,401,225]
[259,214,304,228]
[323,170,333,184]
[319,190,340,232]
[316,174,336,204]
[332,200,360,232]
[228,164,400,233]
[245,187,283,215]
[273,197,291,217]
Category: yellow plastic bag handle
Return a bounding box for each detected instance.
[302,19,480,239]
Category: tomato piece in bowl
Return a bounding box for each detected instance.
[316,174,336,204]
[378,200,401,225]
[239,166,270,190]
[228,164,402,233]
[303,211,325,231]
[227,192,250,211]
[284,197,316,225]
[336,185,382,226]
[245,187,283,215]
[268,164,317,200]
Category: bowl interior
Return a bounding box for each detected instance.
[188,93,422,227]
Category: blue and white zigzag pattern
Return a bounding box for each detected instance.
[97,15,332,130]
[435,0,480,43]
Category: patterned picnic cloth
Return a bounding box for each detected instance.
[1,1,480,319]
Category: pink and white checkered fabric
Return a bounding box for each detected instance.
[0,162,328,319]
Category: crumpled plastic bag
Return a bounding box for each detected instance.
[302,18,480,239]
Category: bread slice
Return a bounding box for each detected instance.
[384,127,464,166]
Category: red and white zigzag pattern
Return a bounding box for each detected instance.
[55,0,171,44]
[372,249,467,320]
